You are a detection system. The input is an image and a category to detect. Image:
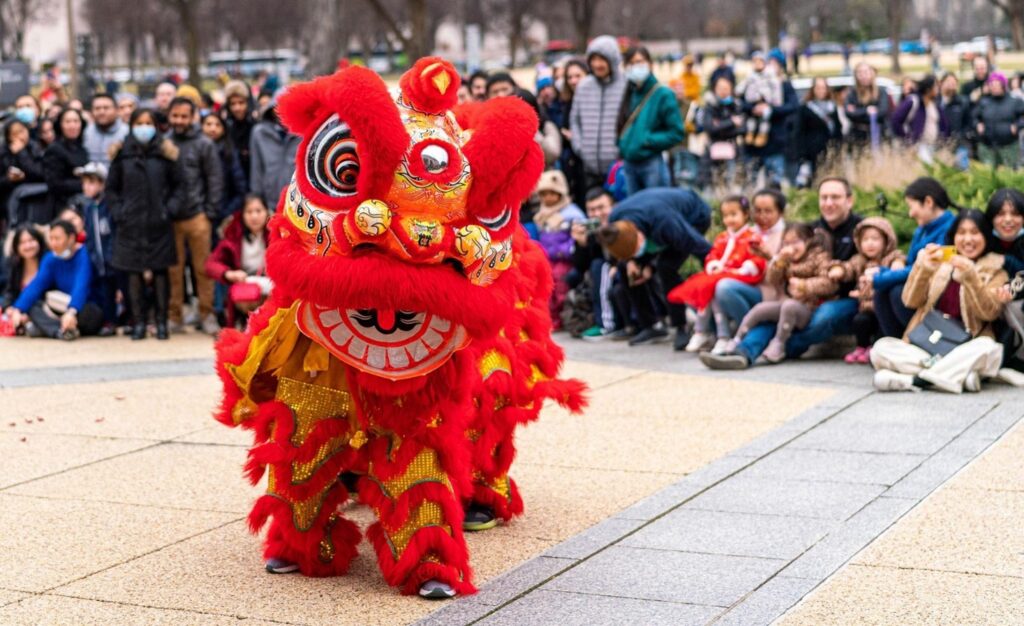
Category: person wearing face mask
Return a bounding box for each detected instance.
[12,95,41,139]
[0,119,46,225]
[106,108,185,340]
[696,76,744,188]
[615,46,684,196]
[6,219,102,340]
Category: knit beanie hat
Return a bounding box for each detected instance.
[536,169,569,198]
[598,220,640,261]
[224,80,250,103]
[176,84,202,108]
[988,72,1008,89]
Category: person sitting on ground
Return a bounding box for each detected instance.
[871,209,1010,393]
[595,187,712,350]
[706,188,788,354]
[107,108,184,340]
[571,188,620,340]
[985,188,1024,374]
[827,217,906,364]
[533,170,586,330]
[205,194,272,330]
[1,226,47,310]
[75,162,118,335]
[668,195,766,354]
[702,177,863,369]
[728,222,836,364]
[873,177,958,339]
[6,219,102,340]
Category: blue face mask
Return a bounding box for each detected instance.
[14,107,37,125]
[721,96,734,105]
[994,227,1024,241]
[132,125,156,143]
[625,63,651,85]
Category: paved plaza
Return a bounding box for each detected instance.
[0,333,1021,625]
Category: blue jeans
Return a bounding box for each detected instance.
[746,153,786,187]
[623,155,670,196]
[873,281,914,338]
[714,279,762,328]
[737,298,858,361]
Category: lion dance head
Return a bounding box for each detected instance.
[266,57,544,386]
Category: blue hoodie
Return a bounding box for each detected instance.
[873,209,957,291]
[14,247,94,313]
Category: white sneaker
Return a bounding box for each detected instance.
[200,313,221,336]
[996,368,1024,387]
[685,332,715,353]
[873,370,919,392]
[711,337,732,355]
[963,371,982,393]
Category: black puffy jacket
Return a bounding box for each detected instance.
[107,136,184,272]
[973,94,1024,147]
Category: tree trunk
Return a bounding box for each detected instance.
[408,0,428,61]
[766,0,782,48]
[887,0,905,75]
[570,0,598,52]
[1012,11,1024,51]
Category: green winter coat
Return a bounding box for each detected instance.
[617,75,685,163]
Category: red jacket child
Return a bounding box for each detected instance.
[668,224,767,311]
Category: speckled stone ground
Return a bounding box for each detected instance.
[779,420,1024,626]
[0,332,830,625]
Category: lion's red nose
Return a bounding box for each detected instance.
[376,308,396,332]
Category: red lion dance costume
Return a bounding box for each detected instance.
[214,58,586,598]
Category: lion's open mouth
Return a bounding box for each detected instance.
[296,301,469,381]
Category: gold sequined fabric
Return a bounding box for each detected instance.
[371,447,453,559]
[478,349,512,380]
[276,377,352,446]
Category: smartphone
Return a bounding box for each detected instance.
[583,218,601,233]
[940,245,956,262]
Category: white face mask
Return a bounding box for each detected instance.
[56,246,74,260]
[626,63,651,85]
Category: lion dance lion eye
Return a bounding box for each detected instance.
[307,114,360,197]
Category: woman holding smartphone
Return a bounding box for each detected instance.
[0,119,46,225]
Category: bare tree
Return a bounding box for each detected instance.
[887,0,907,74]
[161,0,204,85]
[989,0,1024,50]
[363,0,430,62]
[0,0,55,60]
[766,0,782,48]
[565,0,602,51]
[486,0,539,67]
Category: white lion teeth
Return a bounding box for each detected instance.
[406,340,429,363]
[367,346,386,369]
[422,329,443,349]
[319,308,343,327]
[347,337,368,360]
[329,323,352,346]
[387,347,409,368]
[430,316,451,332]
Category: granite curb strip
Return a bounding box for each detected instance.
[0,358,214,388]
[417,384,1024,626]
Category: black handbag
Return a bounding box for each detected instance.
[908,310,972,356]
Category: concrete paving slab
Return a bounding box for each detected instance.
[541,517,645,560]
[473,590,720,626]
[172,424,254,446]
[853,487,1024,578]
[7,442,260,514]
[779,564,1024,626]
[779,495,918,581]
[542,545,784,607]
[0,595,283,626]
[0,589,29,607]
[713,576,820,626]
[612,455,756,521]
[0,494,237,592]
[0,375,220,441]
[472,556,574,607]
[684,476,886,521]
[788,418,966,455]
[620,508,837,560]
[0,334,213,371]
[739,448,926,486]
[0,432,154,490]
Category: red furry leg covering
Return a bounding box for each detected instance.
[359,439,476,595]
[249,492,361,577]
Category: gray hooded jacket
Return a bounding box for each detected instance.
[569,35,626,177]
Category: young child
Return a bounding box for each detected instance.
[668,195,767,353]
[827,217,906,363]
[77,162,118,334]
[533,170,586,329]
[737,52,782,148]
[730,223,836,363]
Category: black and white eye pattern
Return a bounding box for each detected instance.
[306,114,360,197]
